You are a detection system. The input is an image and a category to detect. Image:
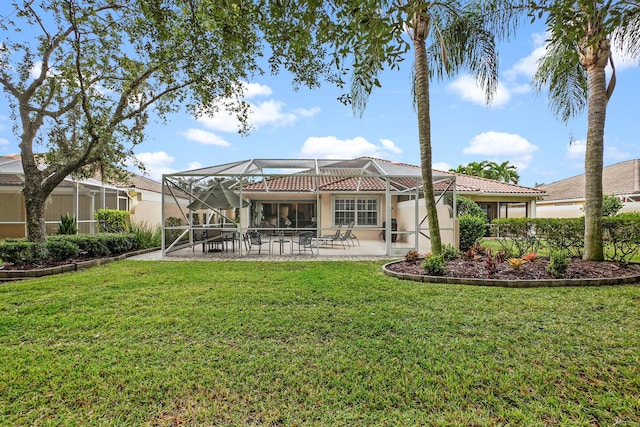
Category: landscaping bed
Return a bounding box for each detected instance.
[385,257,640,280]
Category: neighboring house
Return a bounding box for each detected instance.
[0,154,179,239]
[163,157,545,256]
[538,159,640,218]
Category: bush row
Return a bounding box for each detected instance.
[0,233,139,266]
[491,214,640,262]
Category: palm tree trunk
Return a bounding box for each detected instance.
[413,13,442,256]
[583,65,607,261]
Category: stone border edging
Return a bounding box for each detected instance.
[382,260,640,288]
[0,247,160,282]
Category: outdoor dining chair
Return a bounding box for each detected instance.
[245,230,271,255]
[293,231,315,255]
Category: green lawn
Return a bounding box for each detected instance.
[1,261,639,425]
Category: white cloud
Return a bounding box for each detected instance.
[566,139,586,159]
[197,109,240,133]
[433,162,451,171]
[448,74,512,107]
[505,33,547,80]
[566,138,632,163]
[251,100,298,127]
[243,82,272,99]
[605,145,633,162]
[30,61,42,79]
[197,98,319,133]
[300,136,402,159]
[188,161,204,170]
[0,138,8,146]
[183,128,230,147]
[294,107,321,118]
[380,138,403,154]
[135,151,176,180]
[463,131,539,170]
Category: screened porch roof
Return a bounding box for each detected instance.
[165,157,454,194]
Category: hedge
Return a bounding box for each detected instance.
[1,233,139,266]
[491,216,640,262]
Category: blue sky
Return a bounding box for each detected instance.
[1,20,638,187]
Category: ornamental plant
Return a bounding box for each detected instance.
[522,252,538,262]
[508,258,526,270]
[404,249,420,262]
[422,253,446,276]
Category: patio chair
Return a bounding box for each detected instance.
[293,231,315,255]
[315,223,346,249]
[339,221,359,246]
[245,230,271,255]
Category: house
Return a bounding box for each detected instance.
[162,157,545,256]
[0,154,179,239]
[537,159,640,218]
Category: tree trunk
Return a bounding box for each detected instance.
[413,13,443,256]
[23,181,49,244]
[580,35,609,262]
[582,64,607,261]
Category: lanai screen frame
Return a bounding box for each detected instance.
[161,158,456,256]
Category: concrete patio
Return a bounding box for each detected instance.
[131,238,411,262]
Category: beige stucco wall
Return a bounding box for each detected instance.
[396,200,457,253]
[537,200,640,218]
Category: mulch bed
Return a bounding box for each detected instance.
[386,257,640,280]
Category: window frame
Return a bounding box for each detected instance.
[332,195,379,226]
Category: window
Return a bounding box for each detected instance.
[253,201,316,229]
[334,197,378,226]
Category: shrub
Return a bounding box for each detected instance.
[99,233,138,255]
[459,214,487,252]
[422,254,446,276]
[95,209,128,233]
[603,214,640,263]
[404,249,420,262]
[130,221,161,249]
[0,240,48,265]
[456,195,487,219]
[535,218,584,258]
[165,216,183,245]
[441,243,459,261]
[547,250,570,278]
[56,213,78,235]
[46,239,80,261]
[602,194,623,217]
[61,234,110,257]
[490,218,539,256]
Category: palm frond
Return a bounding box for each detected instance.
[610,4,640,65]
[426,4,499,103]
[533,39,588,122]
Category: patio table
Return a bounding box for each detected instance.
[271,231,293,255]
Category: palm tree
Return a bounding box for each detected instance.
[491,160,520,184]
[532,0,640,261]
[450,160,520,183]
[323,0,522,255]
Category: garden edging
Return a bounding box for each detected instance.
[382,260,640,288]
[0,247,159,282]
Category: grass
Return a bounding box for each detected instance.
[1,260,640,425]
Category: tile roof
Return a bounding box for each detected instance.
[0,154,167,193]
[540,159,640,201]
[241,157,545,195]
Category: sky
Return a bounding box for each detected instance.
[1,18,639,188]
